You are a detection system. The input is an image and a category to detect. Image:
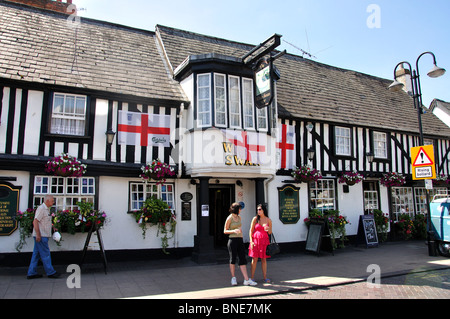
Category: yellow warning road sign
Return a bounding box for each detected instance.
[411,145,436,180]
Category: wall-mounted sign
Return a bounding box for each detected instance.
[180,192,193,202]
[278,184,300,224]
[0,183,21,236]
[254,57,274,109]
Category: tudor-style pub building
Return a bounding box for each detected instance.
[0,0,449,264]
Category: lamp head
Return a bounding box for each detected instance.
[427,64,446,78]
[388,79,404,92]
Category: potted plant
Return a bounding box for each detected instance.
[53,202,108,235]
[326,210,349,249]
[380,172,406,187]
[371,209,389,242]
[395,214,414,240]
[304,208,324,227]
[132,197,176,254]
[338,170,364,186]
[45,153,87,177]
[292,165,322,183]
[140,159,175,185]
[15,208,36,252]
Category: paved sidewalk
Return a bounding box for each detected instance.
[1,241,449,299]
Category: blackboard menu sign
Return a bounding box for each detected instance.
[305,218,334,256]
[278,184,300,224]
[0,183,21,236]
[306,222,323,254]
[357,215,379,248]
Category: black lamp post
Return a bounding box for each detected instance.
[389,51,446,256]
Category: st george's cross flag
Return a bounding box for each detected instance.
[117,110,171,147]
[222,129,267,165]
[276,123,296,169]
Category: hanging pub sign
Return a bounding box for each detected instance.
[241,34,283,109]
[0,183,21,236]
[254,57,274,109]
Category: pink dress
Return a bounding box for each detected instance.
[249,223,271,259]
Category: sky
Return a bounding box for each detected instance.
[73,0,449,108]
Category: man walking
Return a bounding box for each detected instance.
[27,195,60,279]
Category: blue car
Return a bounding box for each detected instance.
[429,196,450,257]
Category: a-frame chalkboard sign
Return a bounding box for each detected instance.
[356,215,379,248]
[305,218,334,256]
[80,223,107,274]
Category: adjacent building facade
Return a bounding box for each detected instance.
[1,0,449,263]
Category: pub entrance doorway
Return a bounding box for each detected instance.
[209,185,235,248]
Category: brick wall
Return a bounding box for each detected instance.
[6,0,76,15]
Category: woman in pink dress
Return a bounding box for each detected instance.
[249,204,272,283]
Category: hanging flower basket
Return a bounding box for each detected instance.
[131,197,176,254]
[45,153,87,178]
[380,172,406,187]
[140,159,175,185]
[292,165,322,183]
[338,170,364,186]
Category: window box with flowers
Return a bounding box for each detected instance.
[45,153,87,177]
[131,197,176,254]
[433,174,450,187]
[140,159,175,185]
[15,202,107,251]
[52,201,108,235]
[292,165,322,183]
[338,170,364,186]
[380,172,406,187]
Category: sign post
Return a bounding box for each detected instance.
[411,144,438,256]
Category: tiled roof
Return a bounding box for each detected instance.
[157,25,450,138]
[0,1,187,103]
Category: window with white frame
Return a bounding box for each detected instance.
[214,73,227,127]
[335,126,351,156]
[50,93,87,136]
[373,131,387,159]
[33,176,95,211]
[197,74,212,127]
[242,78,255,129]
[228,75,241,128]
[130,183,175,211]
[309,179,336,211]
[256,106,268,131]
[391,187,413,221]
[414,187,448,215]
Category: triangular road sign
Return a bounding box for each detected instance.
[412,147,434,167]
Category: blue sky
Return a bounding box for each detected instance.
[74,0,449,107]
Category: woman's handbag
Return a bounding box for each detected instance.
[266,233,280,256]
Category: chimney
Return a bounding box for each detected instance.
[395,63,412,94]
[6,0,76,15]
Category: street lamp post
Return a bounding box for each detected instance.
[389,51,446,257]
